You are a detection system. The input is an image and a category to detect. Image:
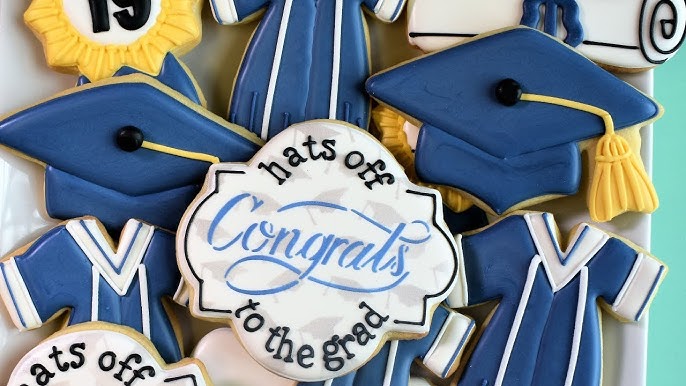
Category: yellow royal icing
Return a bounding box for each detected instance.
[24,0,201,81]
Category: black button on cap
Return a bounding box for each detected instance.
[495,79,522,106]
[117,126,144,152]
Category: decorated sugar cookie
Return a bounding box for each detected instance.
[210,0,406,140]
[371,105,489,227]
[0,217,186,363]
[448,212,666,386]
[24,0,202,81]
[192,328,296,386]
[177,120,459,381]
[367,27,663,222]
[372,105,475,214]
[0,74,262,231]
[298,306,475,386]
[193,327,449,386]
[407,0,686,71]
[8,322,211,386]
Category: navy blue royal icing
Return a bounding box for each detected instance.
[0,75,261,231]
[366,27,661,214]
[212,0,405,140]
[450,212,666,386]
[0,218,183,363]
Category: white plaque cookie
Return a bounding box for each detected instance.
[8,322,210,386]
[177,120,459,381]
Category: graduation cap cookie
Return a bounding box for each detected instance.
[407,0,686,71]
[0,74,262,231]
[367,27,663,222]
[371,105,476,214]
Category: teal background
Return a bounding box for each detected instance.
[651,57,685,385]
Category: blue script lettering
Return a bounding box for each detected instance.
[208,194,431,295]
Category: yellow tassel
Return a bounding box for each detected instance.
[372,106,417,179]
[588,131,658,222]
[371,106,474,213]
[520,93,659,222]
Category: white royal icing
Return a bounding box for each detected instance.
[8,324,208,386]
[375,0,406,22]
[402,120,420,151]
[564,266,588,386]
[445,234,468,309]
[611,252,665,321]
[62,0,163,45]
[259,0,295,140]
[0,258,41,331]
[192,328,296,386]
[524,213,608,292]
[66,218,154,296]
[210,0,239,25]
[178,120,459,381]
[422,311,475,378]
[329,0,345,120]
[493,254,542,386]
[408,378,434,386]
[407,0,686,68]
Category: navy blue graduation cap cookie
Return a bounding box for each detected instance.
[0,74,262,232]
[367,27,663,222]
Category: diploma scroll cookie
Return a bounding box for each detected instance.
[24,0,202,81]
[8,322,211,386]
[407,0,686,71]
[177,120,459,381]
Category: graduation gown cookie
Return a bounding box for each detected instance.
[448,212,666,386]
[367,27,663,222]
[210,0,406,140]
[298,306,475,386]
[0,218,185,363]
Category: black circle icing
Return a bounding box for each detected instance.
[116,126,144,152]
[495,79,522,106]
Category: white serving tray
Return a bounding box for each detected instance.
[0,2,653,385]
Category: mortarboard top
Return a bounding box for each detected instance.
[0,74,263,232]
[366,27,663,222]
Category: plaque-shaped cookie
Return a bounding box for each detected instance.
[177,120,459,381]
